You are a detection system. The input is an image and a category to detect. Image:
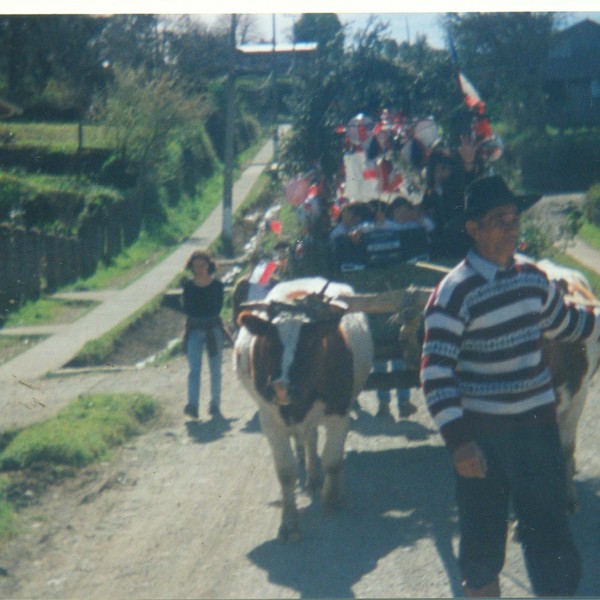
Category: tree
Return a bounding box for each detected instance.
[0,17,42,103]
[163,17,229,92]
[213,13,260,44]
[443,12,558,129]
[282,16,453,181]
[279,14,344,180]
[395,36,465,141]
[97,15,167,75]
[0,15,108,114]
[341,18,413,117]
[293,13,345,60]
[101,66,208,222]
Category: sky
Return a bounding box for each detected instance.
[198,11,600,50]
[7,1,600,51]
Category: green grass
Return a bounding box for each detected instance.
[65,235,173,292]
[0,476,16,540]
[0,392,159,543]
[69,295,163,367]
[0,335,48,366]
[2,134,268,363]
[552,251,600,296]
[2,122,112,151]
[577,221,600,252]
[71,167,274,366]
[65,135,268,292]
[4,298,95,327]
[235,172,273,217]
[0,393,159,471]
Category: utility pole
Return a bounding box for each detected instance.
[271,13,279,165]
[222,13,237,257]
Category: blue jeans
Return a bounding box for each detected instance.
[456,416,580,596]
[186,327,223,409]
[374,359,410,405]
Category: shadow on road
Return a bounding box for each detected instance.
[247,444,462,598]
[571,476,600,596]
[350,406,437,442]
[240,410,261,434]
[185,416,235,443]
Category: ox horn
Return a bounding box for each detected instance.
[317,280,331,297]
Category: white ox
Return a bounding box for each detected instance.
[536,259,600,510]
[234,277,373,541]
[398,258,600,511]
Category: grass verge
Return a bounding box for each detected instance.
[577,221,600,252]
[3,134,267,330]
[64,135,268,293]
[0,392,160,544]
[0,335,48,367]
[66,233,174,292]
[67,295,164,367]
[3,298,96,327]
[4,123,112,151]
[553,251,600,295]
[66,157,274,367]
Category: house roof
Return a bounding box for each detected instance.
[237,42,318,55]
[543,19,600,81]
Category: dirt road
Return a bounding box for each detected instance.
[2,347,600,598]
[2,191,600,597]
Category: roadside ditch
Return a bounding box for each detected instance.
[62,188,285,370]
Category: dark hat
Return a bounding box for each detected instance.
[464,175,541,221]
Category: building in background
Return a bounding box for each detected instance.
[543,18,600,127]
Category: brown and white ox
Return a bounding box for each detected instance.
[234,277,373,541]
[397,259,600,511]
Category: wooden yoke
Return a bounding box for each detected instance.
[337,286,433,315]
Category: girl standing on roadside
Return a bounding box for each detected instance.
[182,249,224,420]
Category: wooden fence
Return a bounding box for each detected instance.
[0,198,141,322]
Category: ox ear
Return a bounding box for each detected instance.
[238,311,272,336]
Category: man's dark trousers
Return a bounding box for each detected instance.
[456,415,581,596]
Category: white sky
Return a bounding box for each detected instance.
[198,10,600,50]
[4,1,600,51]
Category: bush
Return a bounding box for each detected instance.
[584,183,600,227]
[519,215,556,259]
[510,129,600,192]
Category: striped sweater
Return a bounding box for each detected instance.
[420,249,599,450]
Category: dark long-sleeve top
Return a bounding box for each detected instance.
[182,278,224,320]
[420,249,600,451]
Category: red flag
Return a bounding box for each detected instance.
[269,220,283,236]
[249,261,278,286]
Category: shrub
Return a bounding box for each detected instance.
[510,129,600,192]
[584,183,600,227]
[518,215,556,259]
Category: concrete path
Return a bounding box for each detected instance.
[0,138,275,384]
[567,237,600,274]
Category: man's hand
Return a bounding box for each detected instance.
[453,441,487,478]
[458,135,478,171]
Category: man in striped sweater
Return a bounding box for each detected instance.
[420,175,599,597]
